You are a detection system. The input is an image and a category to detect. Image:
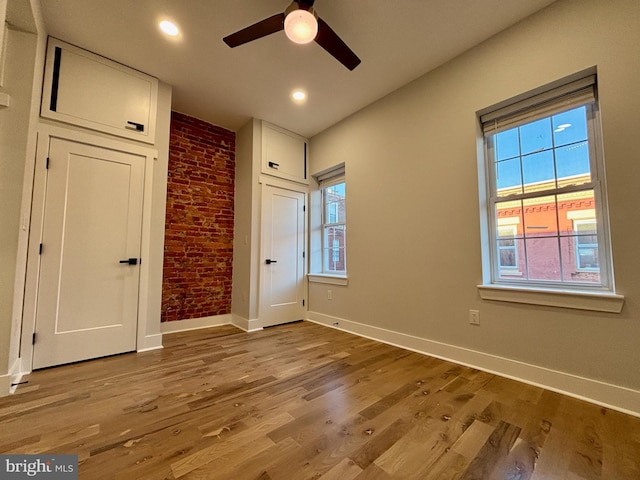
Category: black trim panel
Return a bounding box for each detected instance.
[50,46,62,112]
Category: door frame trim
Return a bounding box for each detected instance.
[20,125,158,372]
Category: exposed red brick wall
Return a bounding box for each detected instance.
[161,112,235,322]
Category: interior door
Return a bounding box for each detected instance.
[32,138,144,369]
[260,185,306,327]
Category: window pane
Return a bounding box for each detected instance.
[520,117,552,155]
[560,235,600,283]
[553,107,588,147]
[324,182,346,224]
[496,158,522,196]
[575,218,597,237]
[498,240,516,266]
[525,237,561,281]
[522,150,555,193]
[557,191,596,238]
[495,202,524,238]
[523,195,557,238]
[556,141,591,185]
[495,128,520,161]
[498,238,526,280]
[323,225,346,273]
[578,246,599,268]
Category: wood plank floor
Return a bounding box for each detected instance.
[1,321,639,479]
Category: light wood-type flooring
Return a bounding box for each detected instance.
[1,321,639,479]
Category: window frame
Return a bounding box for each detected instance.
[479,74,616,297]
[320,175,346,276]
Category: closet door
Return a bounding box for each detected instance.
[259,185,306,327]
[33,137,144,369]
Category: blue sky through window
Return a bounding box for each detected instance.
[494,106,590,190]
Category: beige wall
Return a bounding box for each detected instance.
[0,3,172,383]
[232,119,263,325]
[0,2,39,382]
[308,0,640,396]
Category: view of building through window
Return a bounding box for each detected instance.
[489,105,602,284]
[323,182,346,273]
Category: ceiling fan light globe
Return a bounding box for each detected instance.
[284,9,318,44]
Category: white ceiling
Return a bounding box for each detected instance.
[37,0,557,138]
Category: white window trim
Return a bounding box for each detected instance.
[477,284,624,313]
[321,177,346,276]
[477,72,624,312]
[310,163,347,278]
[308,273,349,286]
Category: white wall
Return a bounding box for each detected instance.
[308,0,640,413]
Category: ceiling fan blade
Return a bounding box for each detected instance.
[223,13,286,48]
[314,17,361,71]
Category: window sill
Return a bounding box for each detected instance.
[477,284,624,313]
[308,274,348,286]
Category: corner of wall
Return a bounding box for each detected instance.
[231,313,262,332]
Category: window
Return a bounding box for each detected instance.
[322,180,346,274]
[497,224,519,273]
[574,219,599,271]
[479,74,614,292]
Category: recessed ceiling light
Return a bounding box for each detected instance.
[291,90,307,103]
[159,20,179,37]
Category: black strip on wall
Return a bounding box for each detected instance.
[50,46,62,112]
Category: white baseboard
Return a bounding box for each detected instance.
[137,333,164,352]
[306,311,640,418]
[1,358,26,396]
[0,372,10,397]
[231,314,262,332]
[160,314,233,334]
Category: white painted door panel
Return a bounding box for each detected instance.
[260,186,306,327]
[33,138,144,369]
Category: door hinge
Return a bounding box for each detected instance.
[39,243,43,254]
[46,157,50,169]
[302,299,305,306]
[303,205,306,212]
[32,333,36,345]
[302,251,305,258]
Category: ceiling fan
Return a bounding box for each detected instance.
[223,1,361,71]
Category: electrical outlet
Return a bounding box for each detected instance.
[469,309,480,325]
[327,289,333,300]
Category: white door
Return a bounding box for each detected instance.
[32,138,144,369]
[260,185,306,327]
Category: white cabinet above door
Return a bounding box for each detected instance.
[41,38,158,144]
[261,122,308,184]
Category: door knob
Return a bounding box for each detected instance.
[119,258,138,265]
[265,259,277,265]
